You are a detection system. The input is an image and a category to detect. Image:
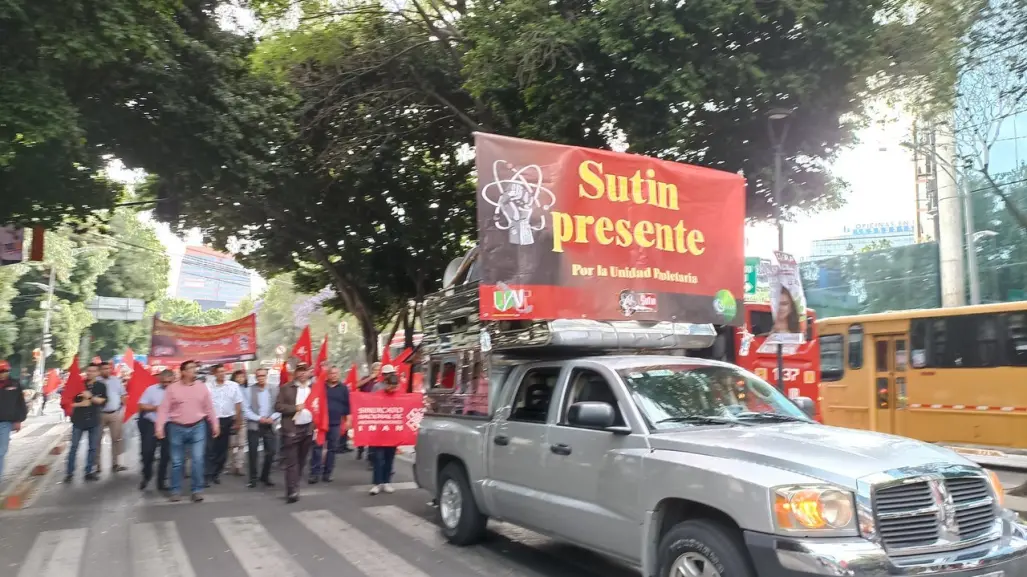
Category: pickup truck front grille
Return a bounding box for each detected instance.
[873,476,997,553]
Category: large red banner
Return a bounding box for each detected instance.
[150,314,258,366]
[475,133,746,325]
[350,393,424,447]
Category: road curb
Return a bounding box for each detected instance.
[0,425,70,510]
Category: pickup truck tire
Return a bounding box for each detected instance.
[437,463,488,545]
[656,520,754,577]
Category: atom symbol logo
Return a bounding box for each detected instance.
[406,408,425,431]
[480,160,556,246]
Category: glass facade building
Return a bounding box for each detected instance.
[175,245,252,311]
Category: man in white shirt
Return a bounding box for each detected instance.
[275,363,314,503]
[98,361,128,473]
[205,364,242,486]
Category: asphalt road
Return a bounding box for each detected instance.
[0,433,636,577]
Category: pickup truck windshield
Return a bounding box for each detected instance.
[616,364,812,431]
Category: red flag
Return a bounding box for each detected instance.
[308,367,329,445]
[314,335,328,378]
[291,327,313,366]
[279,361,290,386]
[344,364,359,391]
[60,355,85,417]
[43,369,61,395]
[123,359,158,423]
[394,347,414,365]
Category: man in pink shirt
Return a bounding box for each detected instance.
[156,360,220,502]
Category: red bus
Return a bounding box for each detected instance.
[695,303,822,421]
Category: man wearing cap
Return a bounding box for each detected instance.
[368,364,400,495]
[0,360,28,485]
[275,363,315,503]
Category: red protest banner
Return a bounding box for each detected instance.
[150,314,258,365]
[475,132,745,325]
[350,392,424,447]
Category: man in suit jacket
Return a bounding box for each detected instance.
[275,363,313,503]
[242,368,279,489]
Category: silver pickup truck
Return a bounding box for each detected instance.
[414,348,1027,577]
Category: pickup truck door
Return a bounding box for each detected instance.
[484,364,564,526]
[539,364,647,563]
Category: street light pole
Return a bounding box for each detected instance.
[35,264,56,387]
[769,108,793,392]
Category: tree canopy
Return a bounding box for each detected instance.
[182,0,963,358]
[0,0,290,228]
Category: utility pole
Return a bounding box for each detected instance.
[768,108,792,392]
[934,115,967,307]
[35,264,56,387]
[963,179,981,304]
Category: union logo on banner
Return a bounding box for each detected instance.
[405,408,425,431]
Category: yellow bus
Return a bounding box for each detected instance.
[817,302,1027,467]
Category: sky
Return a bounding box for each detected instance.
[746,109,917,258]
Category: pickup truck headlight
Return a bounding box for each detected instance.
[987,469,1007,508]
[773,485,856,533]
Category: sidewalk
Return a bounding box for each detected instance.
[0,411,71,505]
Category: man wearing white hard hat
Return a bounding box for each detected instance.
[368,364,400,495]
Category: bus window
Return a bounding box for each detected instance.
[848,325,864,369]
[895,339,908,371]
[930,319,950,367]
[820,334,844,381]
[911,319,928,368]
[750,310,774,336]
[1007,313,1027,367]
[975,315,1000,368]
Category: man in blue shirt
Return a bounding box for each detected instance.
[309,366,350,483]
[242,368,280,488]
[137,369,174,491]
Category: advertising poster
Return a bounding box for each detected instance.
[765,251,807,345]
[350,393,425,447]
[0,226,24,266]
[149,314,258,366]
[475,133,746,324]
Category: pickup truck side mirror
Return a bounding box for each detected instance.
[567,401,617,430]
[793,396,815,418]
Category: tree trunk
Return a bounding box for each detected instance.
[383,307,405,358]
[310,247,379,365]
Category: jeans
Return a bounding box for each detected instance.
[0,421,12,482]
[371,446,397,486]
[138,418,169,487]
[67,426,101,476]
[310,423,339,478]
[169,421,207,495]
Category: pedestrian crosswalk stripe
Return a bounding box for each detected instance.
[17,422,48,436]
[349,481,418,493]
[131,522,196,577]
[214,516,311,577]
[294,509,433,577]
[16,528,88,577]
[365,506,549,577]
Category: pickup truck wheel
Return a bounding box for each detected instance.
[438,464,488,545]
[657,520,754,577]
